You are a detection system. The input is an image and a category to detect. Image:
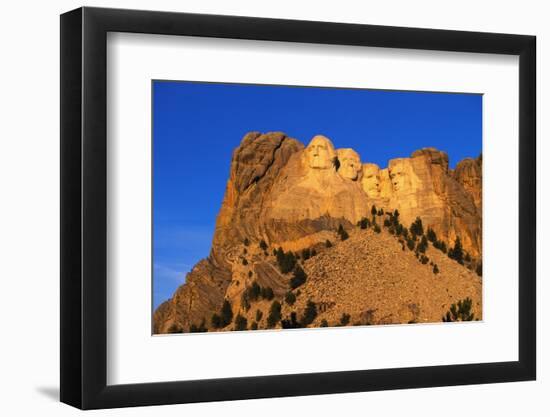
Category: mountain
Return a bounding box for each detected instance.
[154,132,482,333]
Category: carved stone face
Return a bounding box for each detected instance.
[361,163,381,196]
[388,158,414,192]
[305,135,336,170]
[337,148,362,181]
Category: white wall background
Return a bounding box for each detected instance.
[0,0,546,415]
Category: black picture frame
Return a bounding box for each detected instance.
[60,6,536,410]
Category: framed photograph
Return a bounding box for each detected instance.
[60,6,536,409]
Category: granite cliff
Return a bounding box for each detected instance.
[154,132,482,333]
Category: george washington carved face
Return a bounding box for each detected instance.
[337,148,362,181]
[305,135,337,170]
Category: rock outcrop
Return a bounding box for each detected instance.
[360,148,481,258]
[210,131,304,266]
[262,135,369,244]
[453,154,482,211]
[154,132,483,333]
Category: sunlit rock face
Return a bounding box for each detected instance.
[153,134,483,333]
[156,131,305,332]
[412,148,449,172]
[211,132,368,258]
[361,163,382,198]
[384,148,481,258]
[211,131,304,264]
[389,158,418,193]
[453,155,482,212]
[265,136,369,237]
[305,135,337,170]
[337,148,362,181]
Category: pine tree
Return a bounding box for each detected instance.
[221,299,233,327]
[434,239,447,253]
[448,236,464,264]
[281,312,302,329]
[211,313,222,329]
[410,217,424,237]
[259,239,268,251]
[359,217,370,229]
[290,265,307,289]
[261,286,274,300]
[393,209,400,221]
[248,281,261,301]
[285,291,296,306]
[276,249,297,273]
[427,228,437,242]
[301,300,318,326]
[476,262,482,277]
[337,224,349,241]
[325,239,333,248]
[442,297,474,322]
[395,223,403,235]
[266,301,282,328]
[417,235,428,253]
[371,205,377,216]
[234,314,248,331]
[243,238,250,246]
[339,313,351,326]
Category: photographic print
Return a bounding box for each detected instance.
[152,81,482,334]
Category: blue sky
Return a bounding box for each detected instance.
[153,80,482,309]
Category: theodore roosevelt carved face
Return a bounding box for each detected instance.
[305,135,336,170]
[337,148,362,181]
[361,163,381,196]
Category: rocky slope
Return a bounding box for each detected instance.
[154,132,482,333]
[286,228,481,326]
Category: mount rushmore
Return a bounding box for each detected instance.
[154,132,482,333]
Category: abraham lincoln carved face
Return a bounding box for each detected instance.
[305,135,337,170]
[388,158,414,192]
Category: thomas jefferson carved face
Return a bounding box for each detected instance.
[388,159,414,192]
[361,163,381,196]
[337,148,362,181]
[305,135,336,170]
